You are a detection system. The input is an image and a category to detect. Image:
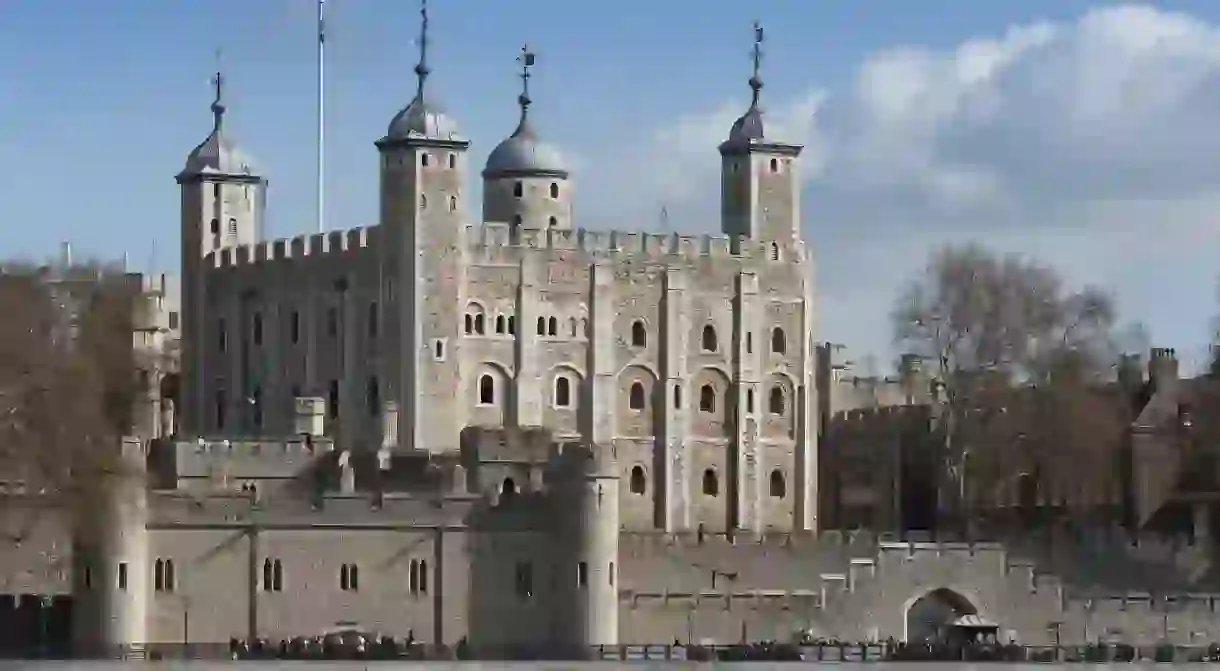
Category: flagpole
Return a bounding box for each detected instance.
[317,0,326,234]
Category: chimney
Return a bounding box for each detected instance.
[1117,354,1143,394]
[1148,348,1179,395]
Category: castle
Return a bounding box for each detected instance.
[5,5,1220,656]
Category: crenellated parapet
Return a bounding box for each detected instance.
[203,226,380,270]
[466,223,807,266]
[171,435,335,483]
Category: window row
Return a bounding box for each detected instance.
[259,558,430,594]
[153,558,177,592]
[511,560,613,599]
[217,300,383,352]
[214,375,387,430]
[464,309,516,336]
[476,373,578,409]
[626,381,791,415]
[511,181,562,200]
[628,320,791,357]
[628,466,787,499]
[418,193,459,212]
[510,214,561,229]
[418,151,458,169]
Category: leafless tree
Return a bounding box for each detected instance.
[0,260,150,546]
[892,243,1129,531]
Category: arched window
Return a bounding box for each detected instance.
[702,469,719,497]
[164,559,175,591]
[513,181,524,198]
[495,315,505,334]
[154,559,164,591]
[474,313,485,335]
[512,214,523,229]
[501,478,517,498]
[340,564,349,591]
[746,388,755,414]
[569,317,578,337]
[769,158,778,173]
[348,564,359,591]
[478,374,495,405]
[673,384,682,409]
[409,559,419,595]
[210,218,219,234]
[262,558,273,592]
[449,196,458,212]
[631,320,647,347]
[699,384,716,412]
[421,152,430,167]
[420,194,427,210]
[419,560,428,594]
[272,559,283,591]
[547,316,558,337]
[701,324,718,352]
[548,216,558,228]
[554,376,572,408]
[536,316,546,335]
[448,153,456,169]
[769,386,786,415]
[770,242,780,261]
[771,327,786,354]
[769,470,786,498]
[464,314,474,335]
[628,382,646,410]
[549,182,559,199]
[629,466,646,495]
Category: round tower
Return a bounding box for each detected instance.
[72,438,150,654]
[555,441,619,654]
[482,45,572,233]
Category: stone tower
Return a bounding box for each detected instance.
[718,22,802,243]
[482,46,571,233]
[376,0,468,453]
[556,442,620,653]
[72,438,150,653]
[176,70,266,433]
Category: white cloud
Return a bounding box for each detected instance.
[584,4,1220,371]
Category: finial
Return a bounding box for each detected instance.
[414,0,430,100]
[211,48,226,132]
[749,21,764,107]
[513,44,536,136]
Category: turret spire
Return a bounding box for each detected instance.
[512,45,536,137]
[749,21,764,108]
[211,49,226,133]
[414,0,430,100]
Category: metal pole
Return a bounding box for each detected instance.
[317,0,326,234]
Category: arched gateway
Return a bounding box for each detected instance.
[905,587,999,644]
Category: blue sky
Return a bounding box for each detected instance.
[4,0,1220,373]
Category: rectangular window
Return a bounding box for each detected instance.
[168,311,179,330]
[290,311,300,344]
[252,312,263,346]
[368,301,379,338]
[577,561,588,588]
[117,562,128,590]
[218,318,227,352]
[328,380,339,420]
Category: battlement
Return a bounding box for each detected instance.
[148,490,474,527]
[460,425,555,465]
[204,226,379,270]
[172,435,335,481]
[468,223,802,264]
[829,404,932,427]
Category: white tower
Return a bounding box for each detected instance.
[557,443,620,653]
[482,46,572,233]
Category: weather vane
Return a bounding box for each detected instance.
[750,21,764,104]
[211,48,226,130]
[415,0,431,98]
[518,45,535,109]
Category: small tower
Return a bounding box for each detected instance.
[554,442,619,654]
[376,0,468,454]
[176,65,266,434]
[72,438,150,654]
[482,45,572,233]
[719,22,802,242]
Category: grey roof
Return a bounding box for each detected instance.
[727,104,765,144]
[386,95,463,143]
[181,128,258,178]
[483,116,567,178]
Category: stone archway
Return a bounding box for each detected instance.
[904,587,979,643]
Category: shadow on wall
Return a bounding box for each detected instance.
[905,587,978,644]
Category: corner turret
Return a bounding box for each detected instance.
[482,45,572,233]
[718,22,802,242]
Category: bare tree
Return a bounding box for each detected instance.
[892,243,1128,531]
[0,260,150,546]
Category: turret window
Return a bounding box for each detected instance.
[701,324,718,352]
[513,181,524,198]
[769,158,779,173]
[554,375,572,408]
[548,216,558,228]
[549,182,559,199]
[448,153,456,169]
[409,559,429,596]
[771,327,786,355]
[420,152,430,167]
[628,382,646,410]
[699,384,716,412]
[449,196,458,212]
[536,317,546,336]
[495,315,506,334]
[512,214,522,229]
[154,558,176,592]
[577,561,588,588]
[339,563,359,592]
[263,558,284,592]
[702,469,719,497]
[770,470,787,498]
[118,562,129,590]
[210,218,219,234]
[746,388,755,414]
[769,386,786,415]
[547,316,558,337]
[478,375,496,405]
[629,465,647,495]
[630,320,647,348]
